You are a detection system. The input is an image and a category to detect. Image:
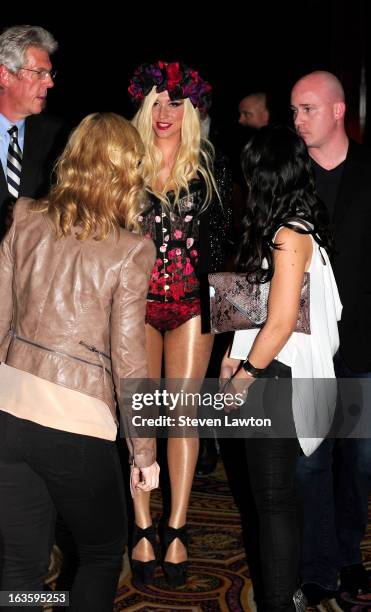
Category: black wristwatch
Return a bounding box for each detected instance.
[242,359,265,378]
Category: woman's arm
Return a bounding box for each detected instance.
[111,236,157,469]
[234,227,312,381]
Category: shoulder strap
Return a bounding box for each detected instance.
[283,217,314,232]
[276,217,327,266]
[272,216,314,241]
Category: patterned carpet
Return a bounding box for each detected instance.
[114,448,371,612]
[45,446,370,611]
[114,452,256,611]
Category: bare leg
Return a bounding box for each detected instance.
[132,323,162,563]
[163,316,214,562]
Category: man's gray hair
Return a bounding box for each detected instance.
[0,25,58,72]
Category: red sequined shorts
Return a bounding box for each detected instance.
[146,298,201,332]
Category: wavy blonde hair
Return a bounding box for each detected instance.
[33,113,144,240]
[132,87,219,212]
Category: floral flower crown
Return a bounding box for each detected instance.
[128,60,212,112]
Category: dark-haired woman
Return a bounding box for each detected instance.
[220,125,342,611]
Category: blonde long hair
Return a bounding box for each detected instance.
[33,112,144,239]
[132,87,219,212]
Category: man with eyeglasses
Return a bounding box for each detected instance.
[0,25,68,239]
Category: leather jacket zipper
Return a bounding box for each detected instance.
[9,331,112,376]
[79,340,111,361]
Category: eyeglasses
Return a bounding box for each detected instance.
[19,67,57,81]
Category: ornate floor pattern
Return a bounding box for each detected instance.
[45,455,370,611]
[115,459,256,611]
[115,457,371,611]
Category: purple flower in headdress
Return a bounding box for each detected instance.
[128,62,165,103]
[128,60,212,111]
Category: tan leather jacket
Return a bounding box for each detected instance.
[0,198,156,468]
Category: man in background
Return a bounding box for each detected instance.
[291,70,371,610]
[0,24,68,239]
[238,92,270,130]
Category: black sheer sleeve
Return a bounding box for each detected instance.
[198,152,233,274]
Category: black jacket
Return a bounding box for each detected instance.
[329,140,371,371]
[0,113,69,240]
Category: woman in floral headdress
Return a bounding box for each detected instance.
[128,61,231,587]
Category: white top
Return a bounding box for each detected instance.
[230,225,342,455]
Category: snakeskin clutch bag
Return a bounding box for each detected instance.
[208,271,310,335]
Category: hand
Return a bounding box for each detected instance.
[223,367,256,413]
[130,461,160,497]
[219,355,241,390]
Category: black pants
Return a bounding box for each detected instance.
[244,360,300,612]
[0,411,127,612]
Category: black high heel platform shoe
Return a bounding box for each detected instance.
[161,523,188,588]
[131,523,156,585]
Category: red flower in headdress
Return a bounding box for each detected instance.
[166,62,182,89]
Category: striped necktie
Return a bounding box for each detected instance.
[7,125,22,199]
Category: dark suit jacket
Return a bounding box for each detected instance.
[330,140,371,371]
[0,113,69,239]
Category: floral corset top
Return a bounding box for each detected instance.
[138,183,204,302]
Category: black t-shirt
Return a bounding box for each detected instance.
[311,158,345,220]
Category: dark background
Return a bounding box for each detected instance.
[2,0,371,143]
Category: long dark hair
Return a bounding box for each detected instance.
[236,125,332,282]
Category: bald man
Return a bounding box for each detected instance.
[238,92,270,129]
[291,71,371,608]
